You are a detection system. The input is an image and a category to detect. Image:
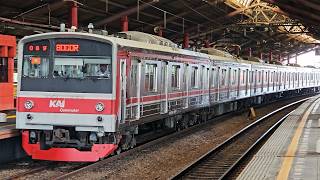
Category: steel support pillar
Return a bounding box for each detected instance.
[70,2,78,28]
[204,40,210,48]
[183,33,189,49]
[279,54,282,62]
[269,51,273,63]
[158,28,163,37]
[121,16,129,32]
[235,46,240,56]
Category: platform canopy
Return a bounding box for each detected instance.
[0,0,319,60]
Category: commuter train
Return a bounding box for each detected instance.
[16,31,320,162]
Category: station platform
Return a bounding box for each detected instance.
[0,115,18,140]
[237,95,320,180]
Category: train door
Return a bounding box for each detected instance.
[168,61,184,111]
[279,71,282,90]
[160,61,168,113]
[284,72,287,89]
[252,70,257,95]
[189,64,201,106]
[265,70,268,92]
[119,58,127,123]
[228,67,231,99]
[245,69,249,96]
[254,70,258,94]
[217,67,221,101]
[203,65,210,105]
[260,70,264,93]
[126,58,139,120]
[237,68,241,97]
[211,67,218,103]
[289,72,291,89]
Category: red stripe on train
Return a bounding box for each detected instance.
[17,97,116,115]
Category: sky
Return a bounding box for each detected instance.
[283,50,320,67]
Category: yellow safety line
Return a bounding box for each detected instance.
[276,98,319,180]
[6,115,16,119]
[0,124,15,128]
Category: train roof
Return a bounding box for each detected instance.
[20,32,318,69]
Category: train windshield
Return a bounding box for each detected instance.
[21,38,113,93]
[53,57,111,79]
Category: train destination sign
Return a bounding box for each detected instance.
[55,44,80,52]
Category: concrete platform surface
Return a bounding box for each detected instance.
[237,95,320,180]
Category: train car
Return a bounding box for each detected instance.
[16,31,320,162]
[0,34,16,111]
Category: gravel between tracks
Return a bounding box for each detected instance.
[70,98,302,180]
[0,159,47,177]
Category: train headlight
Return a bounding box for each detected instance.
[95,102,105,112]
[24,100,34,110]
[89,132,97,142]
[29,131,37,144]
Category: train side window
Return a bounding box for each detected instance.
[232,69,237,85]
[0,58,8,82]
[258,71,261,83]
[171,65,180,89]
[250,71,254,84]
[191,66,199,88]
[145,63,157,92]
[131,63,138,89]
[264,71,268,82]
[221,69,227,86]
[211,68,215,88]
[241,70,246,84]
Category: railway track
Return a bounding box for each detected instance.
[4,162,89,180]
[170,98,307,180]
[1,96,311,179]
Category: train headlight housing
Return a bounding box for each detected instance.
[89,132,97,142]
[29,131,37,144]
[95,102,105,112]
[24,100,34,110]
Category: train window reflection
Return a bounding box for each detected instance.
[145,63,157,92]
[191,66,199,88]
[171,65,180,89]
[53,57,111,79]
[23,56,49,78]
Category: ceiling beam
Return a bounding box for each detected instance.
[0,16,60,30]
[95,0,159,27]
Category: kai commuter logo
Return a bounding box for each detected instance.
[49,99,65,108]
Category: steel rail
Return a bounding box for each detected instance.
[170,97,309,180]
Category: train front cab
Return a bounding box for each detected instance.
[0,34,15,111]
[16,33,120,162]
